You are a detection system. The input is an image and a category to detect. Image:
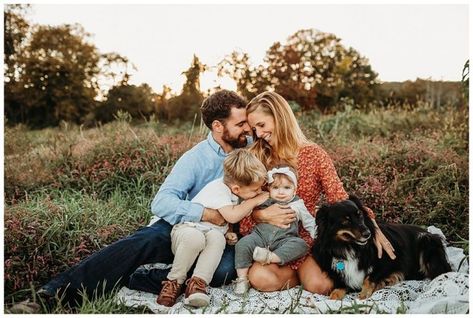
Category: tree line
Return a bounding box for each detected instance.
[4,5,467,129]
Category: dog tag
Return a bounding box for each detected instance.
[336,261,345,271]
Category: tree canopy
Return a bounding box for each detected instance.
[219,29,379,112]
[163,55,206,122]
[4,5,132,128]
[4,8,464,128]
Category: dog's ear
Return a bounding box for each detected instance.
[349,194,372,220]
[315,205,330,228]
[348,194,364,209]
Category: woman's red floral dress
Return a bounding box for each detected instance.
[239,143,375,270]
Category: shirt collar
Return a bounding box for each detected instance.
[207,132,226,156]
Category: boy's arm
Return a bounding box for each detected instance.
[218,192,269,224]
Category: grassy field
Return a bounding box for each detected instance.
[4,103,469,313]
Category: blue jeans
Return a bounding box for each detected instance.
[47,219,236,305]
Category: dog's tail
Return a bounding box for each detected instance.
[417,233,452,279]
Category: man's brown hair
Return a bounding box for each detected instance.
[200,90,247,129]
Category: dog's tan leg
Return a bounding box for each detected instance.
[359,277,376,299]
[374,272,405,291]
[329,288,347,300]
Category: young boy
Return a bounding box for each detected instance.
[156,149,269,308]
[233,165,316,294]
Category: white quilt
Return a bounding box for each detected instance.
[116,226,469,314]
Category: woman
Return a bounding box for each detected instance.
[239,91,396,294]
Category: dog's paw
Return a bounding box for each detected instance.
[382,272,404,287]
[358,289,373,300]
[359,277,376,299]
[329,288,346,300]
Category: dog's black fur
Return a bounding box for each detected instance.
[312,195,452,299]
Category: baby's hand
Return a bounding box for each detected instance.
[225,232,238,245]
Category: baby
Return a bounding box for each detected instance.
[233,165,316,294]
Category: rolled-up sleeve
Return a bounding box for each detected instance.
[151,152,205,225]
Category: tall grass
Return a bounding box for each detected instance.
[299,102,468,240]
[4,102,468,313]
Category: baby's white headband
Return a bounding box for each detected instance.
[267,167,297,186]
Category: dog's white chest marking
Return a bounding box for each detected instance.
[331,251,368,290]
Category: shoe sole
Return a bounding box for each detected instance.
[184,293,210,307]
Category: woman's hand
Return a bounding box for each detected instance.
[253,204,296,228]
[225,232,238,245]
[372,219,396,260]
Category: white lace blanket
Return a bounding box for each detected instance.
[116,226,469,314]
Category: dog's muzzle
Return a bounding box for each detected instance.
[355,229,371,245]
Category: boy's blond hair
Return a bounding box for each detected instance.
[223,149,267,186]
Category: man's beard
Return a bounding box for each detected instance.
[222,129,248,149]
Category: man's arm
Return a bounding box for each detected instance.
[201,207,225,226]
[151,152,206,225]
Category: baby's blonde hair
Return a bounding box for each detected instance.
[223,149,267,186]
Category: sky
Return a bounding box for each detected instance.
[26,3,469,94]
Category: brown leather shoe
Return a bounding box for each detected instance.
[156,280,182,307]
[183,276,210,307]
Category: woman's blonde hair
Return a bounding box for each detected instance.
[223,148,267,186]
[247,91,311,168]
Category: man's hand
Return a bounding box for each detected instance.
[372,219,396,260]
[201,208,225,226]
[225,232,238,245]
[253,204,296,228]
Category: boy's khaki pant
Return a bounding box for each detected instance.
[167,223,226,284]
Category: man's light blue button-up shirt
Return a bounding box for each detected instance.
[151,132,228,225]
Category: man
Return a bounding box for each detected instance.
[39,90,296,306]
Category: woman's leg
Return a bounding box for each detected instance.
[297,256,333,295]
[248,263,299,292]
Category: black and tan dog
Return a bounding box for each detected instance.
[312,195,452,300]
